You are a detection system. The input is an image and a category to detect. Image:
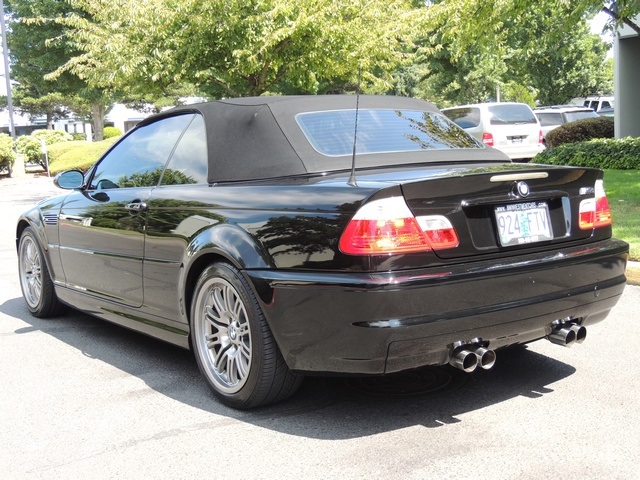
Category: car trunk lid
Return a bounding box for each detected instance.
[399,164,603,260]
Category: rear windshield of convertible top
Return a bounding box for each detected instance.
[295,109,483,156]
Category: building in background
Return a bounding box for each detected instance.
[614,16,640,138]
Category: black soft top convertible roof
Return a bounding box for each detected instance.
[138,95,504,183]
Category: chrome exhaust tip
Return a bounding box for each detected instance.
[449,349,478,373]
[474,346,497,370]
[548,326,577,347]
[569,324,587,344]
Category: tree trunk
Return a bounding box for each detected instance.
[47,112,54,130]
[92,102,105,141]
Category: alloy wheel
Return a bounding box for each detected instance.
[194,277,252,394]
[19,235,43,309]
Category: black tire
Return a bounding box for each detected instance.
[18,227,65,318]
[191,262,302,409]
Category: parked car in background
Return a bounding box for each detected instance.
[534,105,600,142]
[597,107,615,117]
[17,95,628,409]
[442,102,545,161]
[570,95,614,112]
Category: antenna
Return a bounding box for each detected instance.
[347,67,361,187]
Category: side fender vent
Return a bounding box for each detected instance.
[43,214,59,226]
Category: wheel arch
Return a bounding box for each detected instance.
[16,218,31,251]
[16,215,55,276]
[182,224,274,335]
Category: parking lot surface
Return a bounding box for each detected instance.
[2,174,639,479]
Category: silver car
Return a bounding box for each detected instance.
[442,102,545,161]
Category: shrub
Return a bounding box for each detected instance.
[32,129,74,145]
[545,116,614,148]
[532,137,640,170]
[0,133,16,170]
[16,129,74,164]
[103,126,123,139]
[16,135,43,164]
[71,133,87,141]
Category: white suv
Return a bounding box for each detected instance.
[442,102,545,161]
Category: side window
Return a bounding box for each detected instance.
[90,114,195,190]
[160,114,208,185]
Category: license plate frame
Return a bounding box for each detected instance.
[494,201,553,246]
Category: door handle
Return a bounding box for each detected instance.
[125,202,148,213]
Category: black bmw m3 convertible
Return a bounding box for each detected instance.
[16,95,629,408]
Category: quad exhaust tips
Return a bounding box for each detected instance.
[548,318,587,347]
[449,339,496,373]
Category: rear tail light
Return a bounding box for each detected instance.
[539,130,544,145]
[579,179,612,230]
[482,132,494,146]
[339,196,459,255]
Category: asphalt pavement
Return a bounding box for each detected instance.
[1,172,639,480]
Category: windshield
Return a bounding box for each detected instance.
[296,109,483,157]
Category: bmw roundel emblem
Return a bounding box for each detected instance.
[516,181,530,197]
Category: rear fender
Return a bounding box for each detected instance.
[184,223,273,271]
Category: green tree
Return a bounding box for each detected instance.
[6,0,117,139]
[405,0,620,106]
[520,21,613,104]
[5,0,86,128]
[45,0,426,98]
[421,1,639,58]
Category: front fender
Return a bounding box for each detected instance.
[16,206,45,251]
[16,199,65,286]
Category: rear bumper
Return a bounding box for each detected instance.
[246,238,629,375]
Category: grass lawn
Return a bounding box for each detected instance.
[605,170,640,261]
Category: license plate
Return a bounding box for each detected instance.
[495,202,553,246]
[509,136,524,144]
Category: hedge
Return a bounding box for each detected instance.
[47,141,89,163]
[48,137,120,175]
[545,116,614,148]
[532,137,640,170]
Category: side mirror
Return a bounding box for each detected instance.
[54,170,85,190]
